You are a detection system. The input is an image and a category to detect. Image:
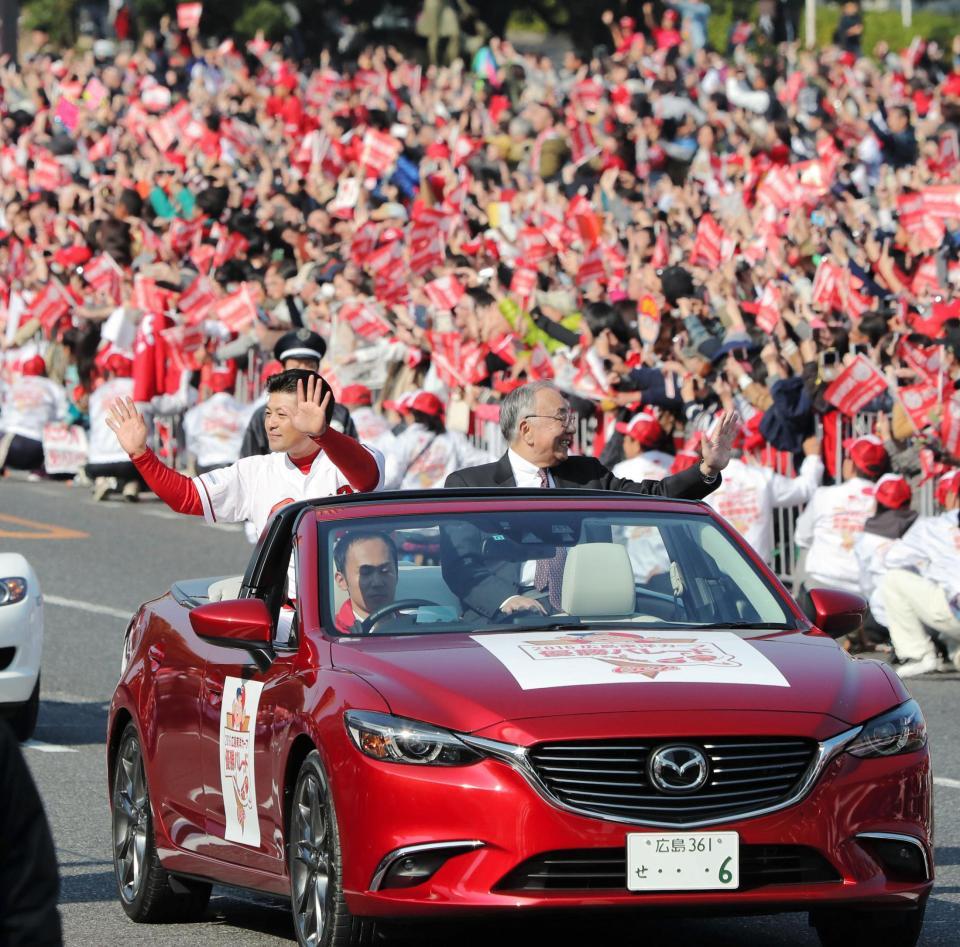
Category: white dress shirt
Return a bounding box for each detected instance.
[506,449,555,591]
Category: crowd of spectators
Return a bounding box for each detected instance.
[2,4,960,673]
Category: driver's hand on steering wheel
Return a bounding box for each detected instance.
[499,595,547,616]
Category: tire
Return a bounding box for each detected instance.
[9,676,39,742]
[288,750,376,947]
[811,903,926,947]
[111,722,211,922]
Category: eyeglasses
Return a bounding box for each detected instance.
[523,411,577,428]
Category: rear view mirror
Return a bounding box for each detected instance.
[481,535,560,561]
[189,598,274,670]
[808,588,867,639]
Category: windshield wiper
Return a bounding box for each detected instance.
[692,622,792,630]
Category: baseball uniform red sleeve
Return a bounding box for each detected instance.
[312,427,380,492]
[131,448,203,515]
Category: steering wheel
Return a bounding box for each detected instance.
[359,598,440,635]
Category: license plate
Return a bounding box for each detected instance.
[626,831,739,891]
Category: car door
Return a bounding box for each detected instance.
[193,510,314,874]
[141,598,208,852]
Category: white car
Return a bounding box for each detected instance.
[0,553,43,740]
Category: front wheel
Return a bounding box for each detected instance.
[111,722,211,922]
[811,903,926,947]
[288,750,375,946]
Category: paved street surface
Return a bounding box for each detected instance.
[5,476,959,945]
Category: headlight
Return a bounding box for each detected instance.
[344,710,482,766]
[0,578,27,606]
[847,700,927,758]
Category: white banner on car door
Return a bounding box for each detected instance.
[219,676,264,846]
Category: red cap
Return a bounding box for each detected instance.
[875,473,911,510]
[260,359,284,384]
[21,355,46,376]
[383,390,417,414]
[936,469,960,505]
[105,353,134,377]
[615,411,662,447]
[54,245,93,269]
[340,384,373,407]
[208,361,238,393]
[409,390,444,418]
[670,450,699,474]
[842,435,888,476]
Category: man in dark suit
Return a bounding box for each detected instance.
[442,381,737,619]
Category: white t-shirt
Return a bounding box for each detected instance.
[884,512,960,610]
[386,422,492,491]
[612,451,673,483]
[854,529,900,626]
[795,477,877,591]
[193,443,385,540]
[183,392,254,468]
[88,377,135,464]
[706,455,823,564]
[0,376,67,441]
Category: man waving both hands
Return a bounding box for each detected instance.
[105,370,384,539]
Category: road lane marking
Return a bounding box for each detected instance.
[22,740,78,753]
[934,776,960,789]
[44,595,132,620]
[0,513,88,540]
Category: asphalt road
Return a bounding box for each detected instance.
[4,475,960,946]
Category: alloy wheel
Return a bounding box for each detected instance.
[113,733,148,903]
[291,771,333,946]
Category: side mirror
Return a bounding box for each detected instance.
[189,598,274,671]
[808,588,867,639]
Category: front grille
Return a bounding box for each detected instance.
[527,737,817,824]
[0,647,14,671]
[495,845,841,892]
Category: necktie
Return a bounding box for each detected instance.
[534,468,567,611]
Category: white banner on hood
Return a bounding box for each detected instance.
[471,630,789,691]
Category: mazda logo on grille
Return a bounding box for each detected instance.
[648,745,709,794]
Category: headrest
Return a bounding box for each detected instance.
[561,543,635,616]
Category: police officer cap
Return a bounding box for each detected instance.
[274,328,327,363]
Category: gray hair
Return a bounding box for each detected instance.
[500,381,561,442]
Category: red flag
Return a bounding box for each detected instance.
[576,244,606,287]
[29,282,72,335]
[31,152,62,191]
[921,185,960,221]
[147,113,179,153]
[568,194,601,247]
[213,229,249,268]
[691,213,725,268]
[510,266,537,303]
[489,332,520,367]
[527,343,555,381]
[426,331,470,387]
[424,275,465,310]
[811,257,841,311]
[461,341,489,384]
[823,355,887,415]
[517,227,553,264]
[898,383,940,431]
[569,122,597,165]
[359,129,402,177]
[168,217,205,255]
[409,232,445,276]
[82,254,123,301]
[366,240,405,283]
[898,336,942,383]
[177,2,202,29]
[87,130,116,162]
[942,396,960,461]
[755,281,781,334]
[133,276,166,314]
[349,222,379,264]
[178,275,217,324]
[342,302,392,339]
[215,284,258,333]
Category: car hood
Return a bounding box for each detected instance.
[331,629,900,737]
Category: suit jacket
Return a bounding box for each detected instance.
[440,453,721,619]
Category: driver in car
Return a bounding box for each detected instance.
[333,531,400,634]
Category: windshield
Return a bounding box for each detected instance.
[320,509,795,637]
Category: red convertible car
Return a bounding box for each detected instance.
[108,490,932,947]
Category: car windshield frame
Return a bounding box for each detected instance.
[315,495,803,640]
